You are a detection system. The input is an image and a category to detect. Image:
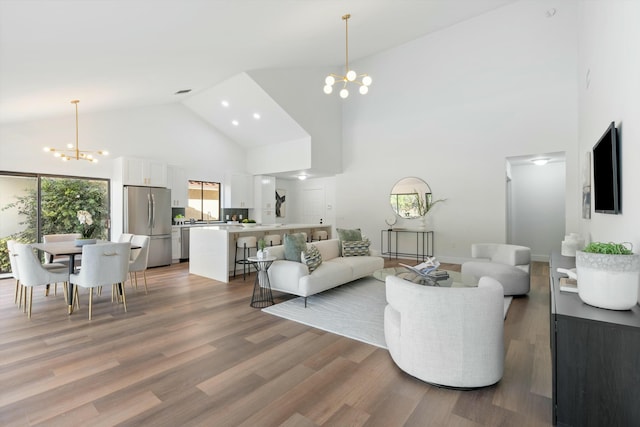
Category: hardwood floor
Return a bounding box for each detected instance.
[0,260,552,426]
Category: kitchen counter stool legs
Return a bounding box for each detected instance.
[248,257,275,308]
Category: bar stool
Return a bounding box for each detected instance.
[311,230,328,242]
[234,236,257,280]
[263,234,282,246]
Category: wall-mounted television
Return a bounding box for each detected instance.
[592,121,620,214]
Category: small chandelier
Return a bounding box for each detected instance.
[43,100,108,163]
[323,14,372,99]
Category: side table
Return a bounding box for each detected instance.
[247,256,277,308]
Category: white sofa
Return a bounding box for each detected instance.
[385,274,505,388]
[266,238,384,304]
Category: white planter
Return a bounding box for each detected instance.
[575,251,640,310]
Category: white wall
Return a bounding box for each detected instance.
[0,103,247,183]
[509,161,566,261]
[249,67,344,176]
[577,1,640,249]
[337,1,579,263]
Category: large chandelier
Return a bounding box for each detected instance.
[323,14,372,99]
[43,100,108,163]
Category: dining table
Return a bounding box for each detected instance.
[31,240,139,314]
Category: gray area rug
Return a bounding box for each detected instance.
[262,276,512,349]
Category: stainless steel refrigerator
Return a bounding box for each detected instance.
[124,186,172,267]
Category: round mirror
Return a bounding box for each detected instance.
[389,177,432,218]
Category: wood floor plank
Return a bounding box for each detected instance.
[0,259,552,426]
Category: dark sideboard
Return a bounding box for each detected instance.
[549,251,640,426]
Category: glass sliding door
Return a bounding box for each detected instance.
[40,177,109,239]
[0,173,110,277]
[0,174,38,274]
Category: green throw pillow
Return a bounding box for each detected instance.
[284,233,307,262]
[336,228,362,256]
[342,239,371,257]
[301,244,323,272]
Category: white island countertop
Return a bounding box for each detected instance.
[188,223,329,233]
[189,224,331,283]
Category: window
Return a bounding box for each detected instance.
[0,172,110,275]
[187,180,220,221]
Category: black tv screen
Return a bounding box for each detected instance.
[592,121,620,214]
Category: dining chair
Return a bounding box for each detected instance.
[43,233,82,266]
[118,233,134,243]
[13,243,69,318]
[129,235,150,294]
[69,242,131,320]
[7,239,67,305]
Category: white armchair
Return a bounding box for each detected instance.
[384,275,504,388]
[461,243,531,296]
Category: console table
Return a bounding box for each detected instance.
[380,229,434,262]
[549,251,640,426]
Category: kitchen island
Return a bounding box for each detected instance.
[189,224,332,283]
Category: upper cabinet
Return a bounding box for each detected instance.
[116,157,167,187]
[224,173,253,208]
[167,166,188,207]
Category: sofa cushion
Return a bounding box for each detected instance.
[298,261,354,296]
[301,244,322,272]
[331,255,385,279]
[284,233,307,262]
[342,239,371,257]
[312,239,341,261]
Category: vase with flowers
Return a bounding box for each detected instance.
[415,189,446,230]
[75,210,97,246]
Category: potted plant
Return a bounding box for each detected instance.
[576,242,640,310]
[414,189,446,230]
[257,238,267,259]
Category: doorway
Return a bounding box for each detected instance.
[506,152,566,261]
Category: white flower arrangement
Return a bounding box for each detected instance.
[77,210,96,238]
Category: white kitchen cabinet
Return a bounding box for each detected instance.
[167,166,188,207]
[224,173,253,208]
[118,157,167,187]
[171,227,181,262]
[253,175,276,223]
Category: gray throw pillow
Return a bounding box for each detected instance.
[336,228,362,256]
[284,233,307,262]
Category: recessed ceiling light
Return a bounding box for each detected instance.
[298,175,307,180]
[221,100,229,108]
[253,113,261,120]
[532,158,550,166]
[231,120,239,126]
[175,89,192,95]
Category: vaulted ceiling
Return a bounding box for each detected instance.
[0,0,517,146]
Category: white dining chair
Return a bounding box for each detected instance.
[129,235,150,294]
[43,233,82,266]
[7,239,67,305]
[69,242,130,320]
[118,233,134,243]
[13,243,69,318]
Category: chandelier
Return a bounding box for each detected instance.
[323,14,372,99]
[43,100,108,163]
